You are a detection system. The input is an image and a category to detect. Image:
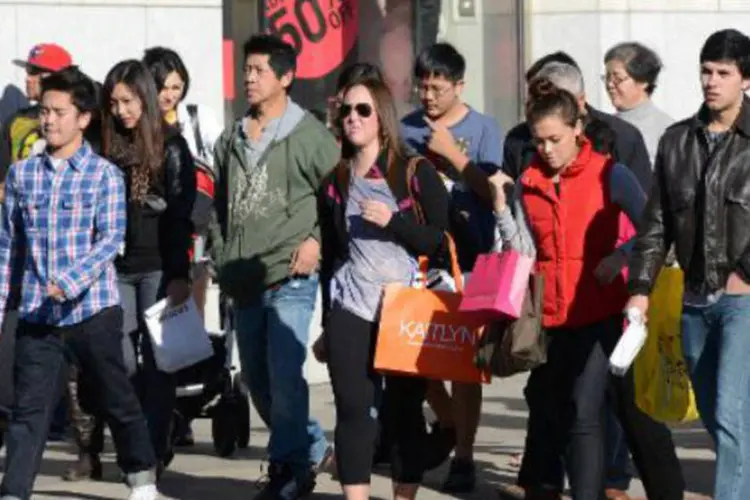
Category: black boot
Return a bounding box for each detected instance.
[63,365,105,482]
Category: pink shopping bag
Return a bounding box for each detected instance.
[459,250,534,319]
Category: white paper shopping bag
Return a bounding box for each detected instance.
[144,297,213,373]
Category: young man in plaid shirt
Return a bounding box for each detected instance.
[0,67,158,500]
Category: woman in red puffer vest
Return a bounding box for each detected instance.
[490,77,647,500]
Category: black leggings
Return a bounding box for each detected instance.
[325,305,427,485]
[519,315,685,500]
[521,317,619,499]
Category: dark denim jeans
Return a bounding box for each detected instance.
[682,294,750,500]
[234,274,328,479]
[521,318,616,499]
[519,316,684,500]
[0,307,155,499]
[118,270,175,462]
[604,408,631,490]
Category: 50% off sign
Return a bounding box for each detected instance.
[265,0,359,79]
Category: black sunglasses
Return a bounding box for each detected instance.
[340,102,373,119]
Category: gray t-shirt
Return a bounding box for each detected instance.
[617,100,674,166]
[331,172,416,322]
[401,107,503,270]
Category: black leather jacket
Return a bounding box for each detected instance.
[160,132,197,282]
[628,97,750,295]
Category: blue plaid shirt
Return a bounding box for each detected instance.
[0,142,126,328]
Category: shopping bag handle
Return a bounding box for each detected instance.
[405,156,463,292]
[418,232,463,292]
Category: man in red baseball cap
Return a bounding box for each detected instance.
[13,43,73,70]
[1,43,73,180]
[13,43,73,104]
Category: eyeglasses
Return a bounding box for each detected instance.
[340,102,373,119]
[414,84,454,98]
[601,73,631,85]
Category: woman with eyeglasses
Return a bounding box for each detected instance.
[603,42,673,165]
[101,60,196,479]
[318,77,450,500]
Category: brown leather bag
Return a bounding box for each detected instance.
[474,273,547,377]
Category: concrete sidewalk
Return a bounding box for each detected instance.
[2,373,716,499]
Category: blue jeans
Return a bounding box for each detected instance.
[683,294,750,500]
[234,274,327,478]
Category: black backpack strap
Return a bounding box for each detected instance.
[186,104,206,159]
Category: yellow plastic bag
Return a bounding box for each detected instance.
[634,267,700,423]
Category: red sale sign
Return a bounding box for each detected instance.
[265,0,359,79]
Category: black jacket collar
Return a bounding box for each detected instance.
[690,95,750,138]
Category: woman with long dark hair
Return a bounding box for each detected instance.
[101,60,196,477]
[318,77,450,500]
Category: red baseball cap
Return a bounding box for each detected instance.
[13,43,73,72]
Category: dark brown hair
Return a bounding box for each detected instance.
[101,60,164,203]
[525,77,580,128]
[338,78,405,174]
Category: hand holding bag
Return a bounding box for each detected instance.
[460,250,534,319]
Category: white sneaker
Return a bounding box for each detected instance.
[128,484,159,500]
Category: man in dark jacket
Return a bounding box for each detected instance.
[627,29,750,500]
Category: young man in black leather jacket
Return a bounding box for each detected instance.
[627,29,750,500]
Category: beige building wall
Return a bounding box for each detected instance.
[527,0,750,120]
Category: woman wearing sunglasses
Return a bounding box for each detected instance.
[318,78,450,500]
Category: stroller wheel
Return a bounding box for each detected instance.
[211,400,237,458]
[233,379,250,449]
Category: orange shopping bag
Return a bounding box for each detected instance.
[373,235,491,384]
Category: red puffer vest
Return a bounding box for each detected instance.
[520,139,628,328]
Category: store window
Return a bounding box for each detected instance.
[224,0,522,129]
[257,0,440,117]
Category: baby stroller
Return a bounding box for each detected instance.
[171,286,251,458]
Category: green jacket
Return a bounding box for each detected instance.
[209,109,339,303]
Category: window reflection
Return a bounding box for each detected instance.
[358,0,442,117]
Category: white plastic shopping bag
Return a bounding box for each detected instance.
[144,297,213,373]
[609,307,648,377]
